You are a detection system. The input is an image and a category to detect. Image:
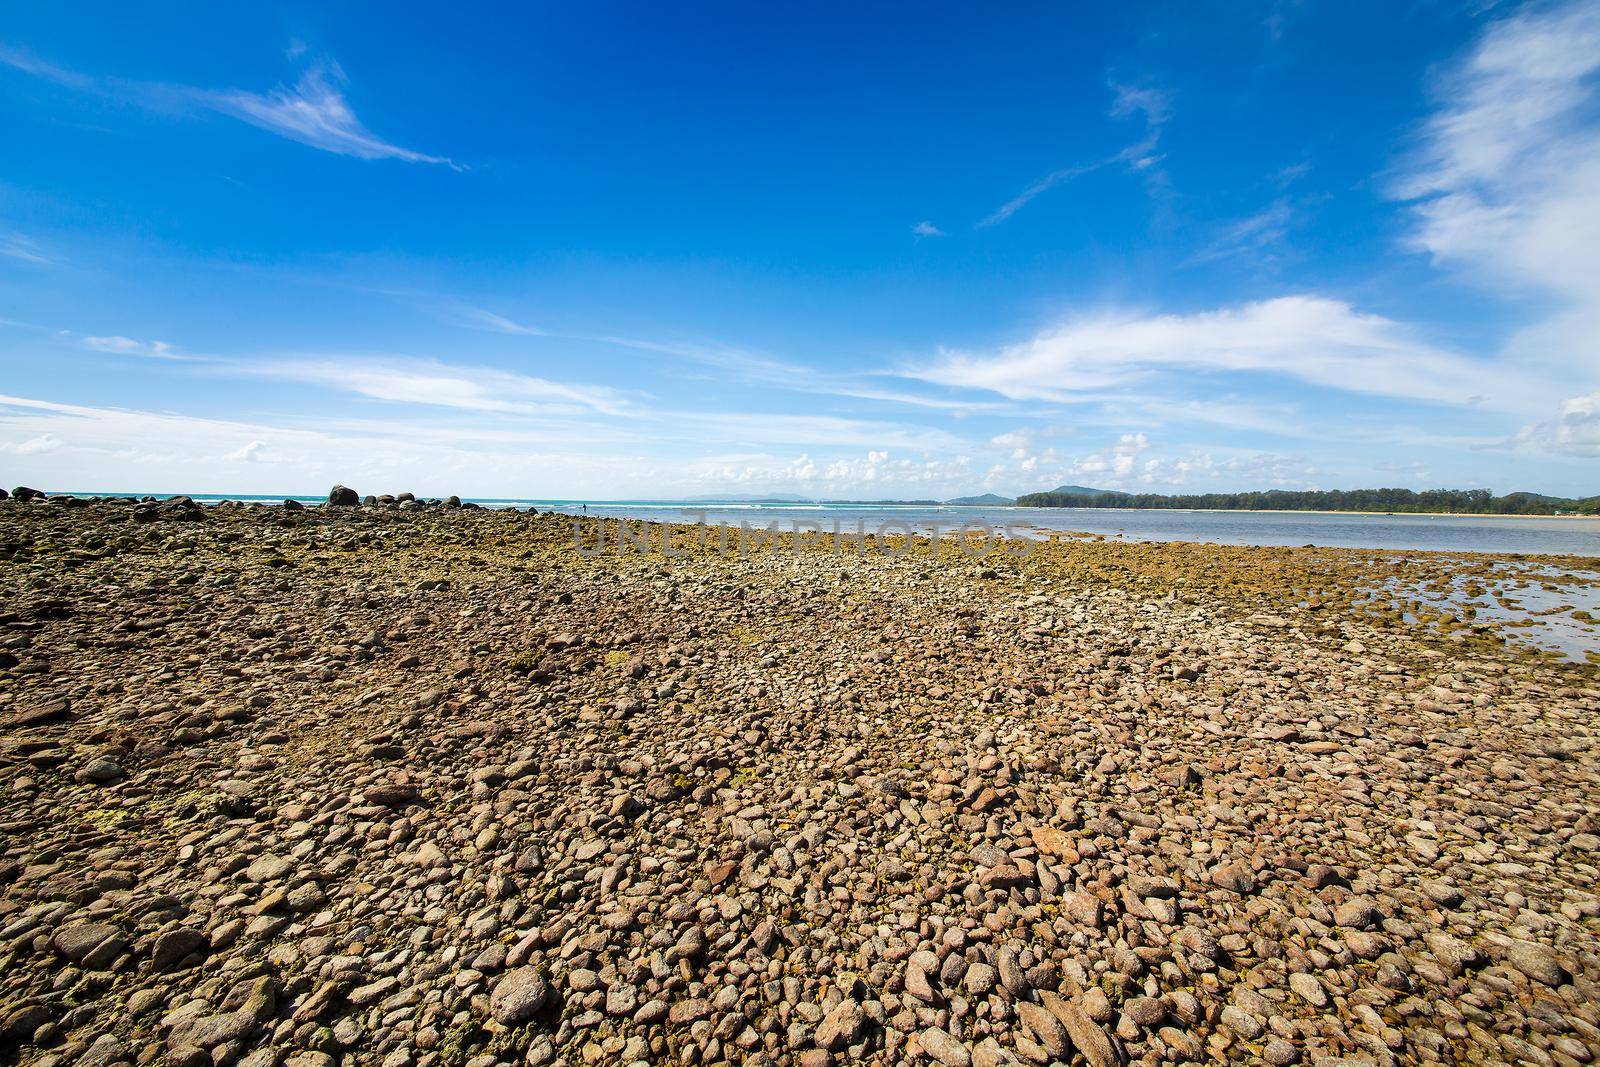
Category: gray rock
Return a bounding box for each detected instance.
[79,1033,129,1067]
[246,854,295,882]
[489,967,550,1026]
[1503,941,1568,986]
[77,756,124,784]
[53,923,126,969]
[175,1011,257,1050]
[151,927,208,970]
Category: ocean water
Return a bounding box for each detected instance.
[533,501,1600,557]
[78,495,1600,557]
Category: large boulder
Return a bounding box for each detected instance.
[326,485,360,507]
[11,486,42,502]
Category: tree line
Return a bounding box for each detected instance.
[1014,487,1600,515]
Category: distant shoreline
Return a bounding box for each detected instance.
[1017,506,1598,520]
[21,492,1600,520]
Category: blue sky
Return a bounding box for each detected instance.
[2,1,1598,498]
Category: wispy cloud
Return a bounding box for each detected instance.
[0,387,996,498]
[979,79,1170,228]
[1108,81,1172,127]
[0,44,93,89]
[422,304,1010,414]
[200,59,454,165]
[0,232,52,265]
[82,335,188,360]
[905,294,1541,410]
[1390,0,1600,454]
[253,358,632,417]
[1263,0,1310,44]
[439,303,547,336]
[911,220,945,237]
[1393,0,1600,307]
[820,385,1010,413]
[671,413,970,454]
[978,158,1118,229]
[1,45,452,165]
[0,391,652,495]
[1189,199,1295,264]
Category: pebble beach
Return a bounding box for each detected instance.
[1,492,1598,1067]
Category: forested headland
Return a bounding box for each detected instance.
[1014,487,1600,515]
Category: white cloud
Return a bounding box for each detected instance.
[254,358,632,417]
[680,413,965,453]
[0,432,63,455]
[911,221,945,237]
[1108,82,1172,127]
[680,449,978,496]
[822,385,1009,413]
[908,295,1538,410]
[408,299,1013,414]
[201,59,453,165]
[1,233,51,265]
[0,391,665,497]
[1027,435,1319,492]
[0,45,92,89]
[83,335,186,359]
[979,78,1170,228]
[987,430,1031,449]
[1,46,451,166]
[1190,199,1295,264]
[979,158,1117,229]
[444,305,545,336]
[1390,0,1600,458]
[1071,432,1152,478]
[1394,0,1600,375]
[1396,0,1600,288]
[1518,392,1600,457]
[1142,449,1317,489]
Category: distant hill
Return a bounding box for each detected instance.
[1043,485,1127,498]
[946,493,1014,505]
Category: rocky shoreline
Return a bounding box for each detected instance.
[1,492,1597,1067]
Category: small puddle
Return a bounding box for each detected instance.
[1378,561,1600,663]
